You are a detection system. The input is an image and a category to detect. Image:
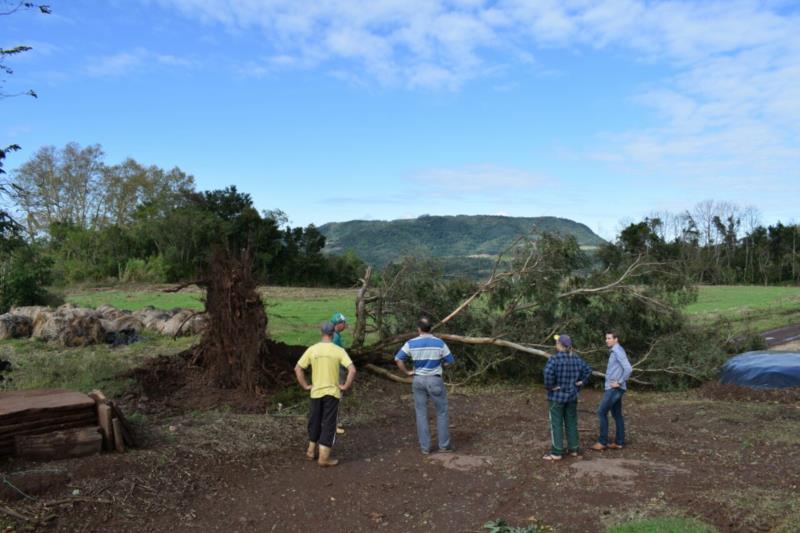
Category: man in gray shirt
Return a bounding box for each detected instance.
[592,330,633,451]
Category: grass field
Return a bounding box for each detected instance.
[65,285,358,346]
[684,285,800,333]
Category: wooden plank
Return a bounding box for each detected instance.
[15,427,102,461]
[0,406,96,427]
[0,418,102,452]
[0,410,96,435]
[0,389,95,419]
[97,404,114,451]
[111,418,125,453]
[110,402,136,448]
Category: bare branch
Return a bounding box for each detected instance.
[364,363,412,384]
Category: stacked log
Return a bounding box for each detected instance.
[0,389,134,460]
[0,390,99,458]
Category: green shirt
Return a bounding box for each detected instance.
[332,331,344,348]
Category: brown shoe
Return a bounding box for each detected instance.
[590,443,606,451]
[607,443,624,449]
[305,441,317,461]
[318,445,339,467]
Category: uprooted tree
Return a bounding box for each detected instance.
[190,223,739,393]
[348,231,736,389]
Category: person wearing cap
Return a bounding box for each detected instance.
[542,334,592,461]
[394,316,455,455]
[294,321,356,467]
[330,312,348,435]
[330,312,347,348]
[591,330,632,451]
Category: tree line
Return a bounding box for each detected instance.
[605,200,799,286]
[0,143,365,310]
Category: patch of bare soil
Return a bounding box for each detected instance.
[2,376,799,532]
[697,381,800,404]
[123,340,306,415]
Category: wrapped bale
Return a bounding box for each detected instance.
[100,315,144,346]
[160,310,193,337]
[9,306,50,323]
[0,313,33,340]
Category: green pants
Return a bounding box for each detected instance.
[548,400,579,456]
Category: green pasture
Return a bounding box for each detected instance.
[65,285,358,347]
[685,285,800,333]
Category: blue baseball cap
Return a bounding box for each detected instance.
[554,334,572,348]
[321,322,336,335]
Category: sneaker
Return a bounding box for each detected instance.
[336,426,346,435]
[590,443,607,451]
[607,443,624,449]
[438,446,455,453]
[421,449,430,455]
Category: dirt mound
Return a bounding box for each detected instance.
[124,340,306,415]
[698,382,800,403]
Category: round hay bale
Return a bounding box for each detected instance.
[60,316,106,347]
[101,316,144,334]
[160,311,194,337]
[97,304,126,320]
[32,310,60,341]
[182,314,208,336]
[0,314,33,340]
[9,306,50,321]
[133,308,171,331]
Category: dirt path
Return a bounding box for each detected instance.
[762,323,800,347]
[2,379,800,532]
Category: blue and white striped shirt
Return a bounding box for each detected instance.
[394,334,455,376]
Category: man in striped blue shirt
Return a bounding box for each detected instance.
[395,316,455,454]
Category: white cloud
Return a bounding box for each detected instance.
[151,0,800,198]
[85,48,197,77]
[411,164,552,197]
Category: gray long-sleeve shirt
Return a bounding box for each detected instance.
[604,343,632,390]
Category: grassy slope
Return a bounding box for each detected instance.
[684,285,800,333]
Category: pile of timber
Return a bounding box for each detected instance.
[0,389,134,461]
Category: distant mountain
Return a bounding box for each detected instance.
[319,215,605,274]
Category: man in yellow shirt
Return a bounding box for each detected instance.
[294,322,356,467]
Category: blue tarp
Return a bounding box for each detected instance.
[719,351,800,389]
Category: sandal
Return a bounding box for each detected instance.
[542,453,562,461]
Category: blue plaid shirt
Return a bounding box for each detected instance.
[543,351,592,403]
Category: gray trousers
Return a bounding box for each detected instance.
[412,375,450,452]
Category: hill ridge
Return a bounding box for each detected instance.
[319,214,605,271]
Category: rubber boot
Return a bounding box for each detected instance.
[318,445,339,467]
[305,441,317,461]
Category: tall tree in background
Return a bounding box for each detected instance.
[10,143,196,236]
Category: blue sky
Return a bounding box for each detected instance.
[3,0,799,238]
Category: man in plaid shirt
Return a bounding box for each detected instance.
[542,334,592,461]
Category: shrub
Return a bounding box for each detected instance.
[0,245,54,313]
[120,256,169,283]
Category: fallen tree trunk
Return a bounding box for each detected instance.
[364,363,412,384]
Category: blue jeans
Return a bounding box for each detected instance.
[598,388,625,446]
[412,375,450,452]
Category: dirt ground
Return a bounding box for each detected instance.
[2,374,800,532]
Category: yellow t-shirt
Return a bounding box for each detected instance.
[296,341,353,399]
